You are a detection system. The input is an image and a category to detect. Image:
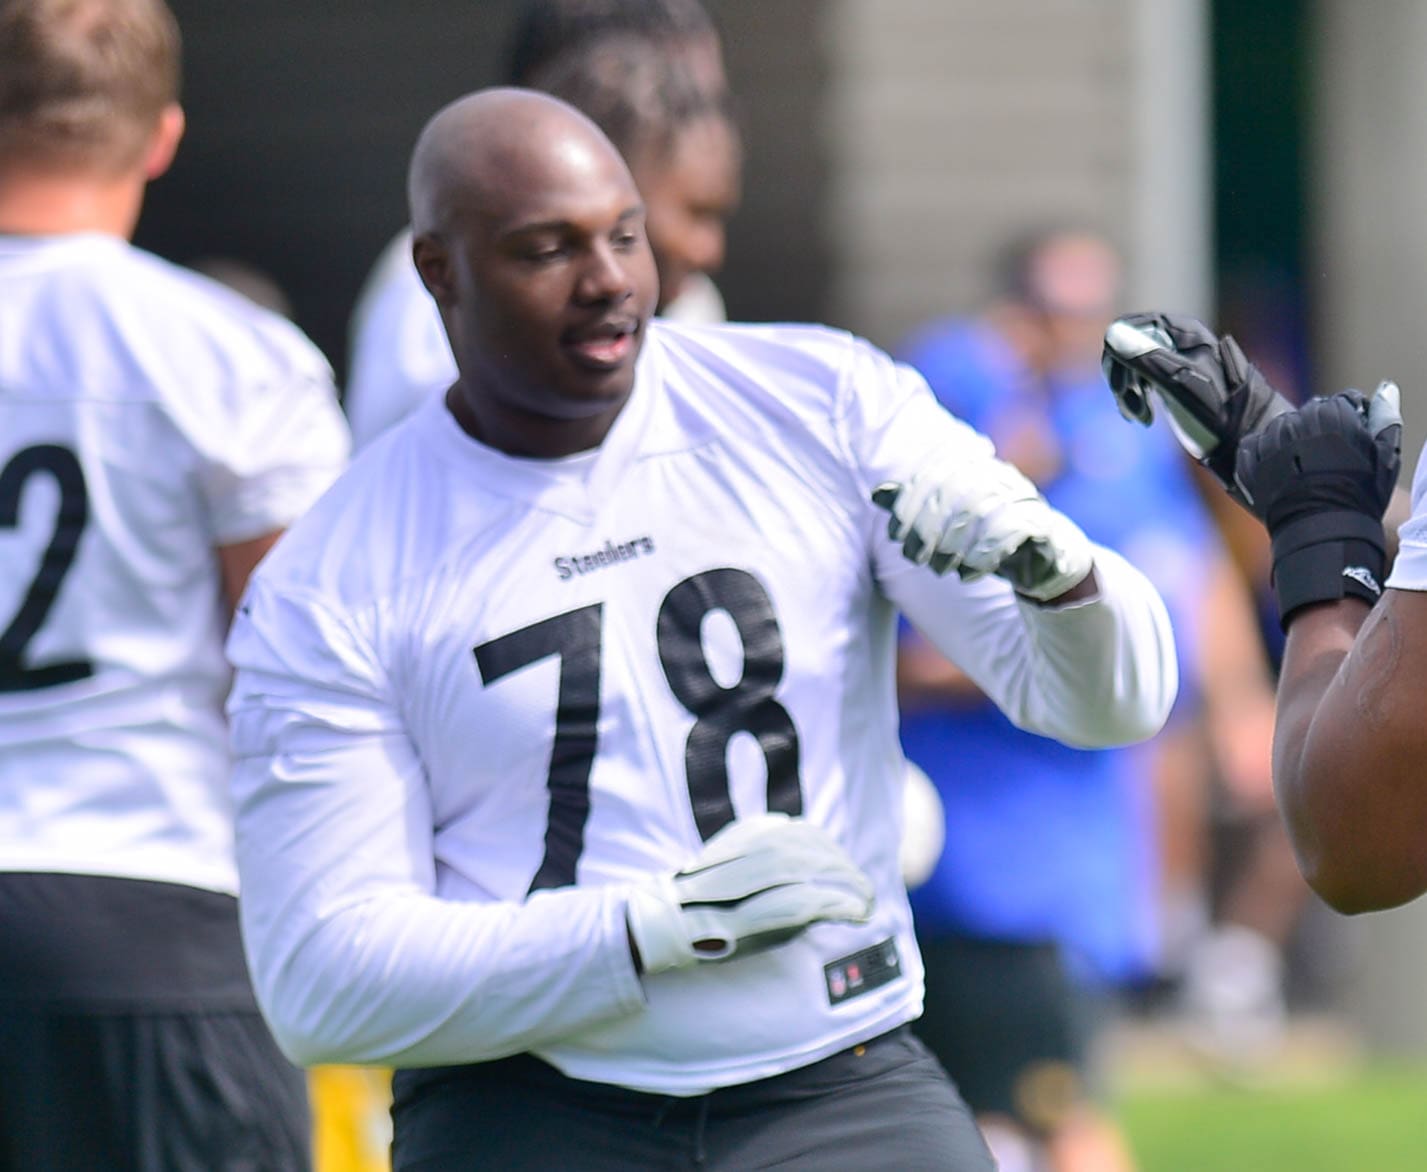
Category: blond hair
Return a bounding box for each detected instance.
[0,0,180,174]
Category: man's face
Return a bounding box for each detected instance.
[635,114,741,311]
[1029,235,1121,373]
[443,137,661,425]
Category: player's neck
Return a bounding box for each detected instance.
[444,381,626,459]
[0,171,145,240]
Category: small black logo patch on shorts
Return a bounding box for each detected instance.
[824,937,901,1005]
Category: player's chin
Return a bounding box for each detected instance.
[546,364,637,413]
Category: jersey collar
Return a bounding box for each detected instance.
[419,326,709,525]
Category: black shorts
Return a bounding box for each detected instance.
[0,872,310,1172]
[914,933,1101,1136]
[391,1026,994,1171]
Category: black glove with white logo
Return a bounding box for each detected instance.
[1101,311,1294,504]
[1235,385,1402,628]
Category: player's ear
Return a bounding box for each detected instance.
[412,234,455,306]
[143,104,185,181]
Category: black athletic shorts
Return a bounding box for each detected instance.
[913,933,1100,1136]
[0,872,310,1172]
[391,1025,995,1171]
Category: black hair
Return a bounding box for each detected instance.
[504,0,718,87]
[527,33,730,167]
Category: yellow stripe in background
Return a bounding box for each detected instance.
[310,1066,394,1172]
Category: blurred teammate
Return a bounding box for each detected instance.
[344,0,738,449]
[896,229,1279,1171]
[505,0,726,94]
[1103,313,1422,915]
[0,1,349,1167]
[225,89,1177,1171]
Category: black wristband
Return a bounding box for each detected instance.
[1268,510,1386,629]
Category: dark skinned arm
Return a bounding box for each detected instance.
[1273,591,1427,912]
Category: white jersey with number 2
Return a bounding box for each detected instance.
[0,233,349,895]
[227,319,1177,1094]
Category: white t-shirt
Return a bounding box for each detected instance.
[0,232,350,894]
[343,227,727,451]
[1386,439,1427,590]
[227,320,1177,1092]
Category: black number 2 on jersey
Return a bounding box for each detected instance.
[474,568,803,892]
[0,444,93,692]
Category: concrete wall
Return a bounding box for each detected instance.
[1314,0,1427,467]
[820,0,1211,350]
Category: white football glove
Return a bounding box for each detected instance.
[872,459,1093,601]
[625,813,876,975]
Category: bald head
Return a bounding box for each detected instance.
[408,87,633,239]
[405,86,660,459]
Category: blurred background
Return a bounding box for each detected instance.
[132,2,1427,1166]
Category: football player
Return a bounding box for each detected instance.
[227,89,1178,1171]
[0,0,349,1166]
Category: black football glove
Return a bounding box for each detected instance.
[1235,385,1403,628]
[1101,311,1294,505]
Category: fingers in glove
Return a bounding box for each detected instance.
[908,490,982,571]
[928,547,964,577]
[1368,380,1403,439]
[1152,312,1222,354]
[742,883,875,931]
[679,814,870,898]
[1104,318,1190,426]
[871,476,938,547]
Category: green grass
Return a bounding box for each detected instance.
[1120,1066,1427,1172]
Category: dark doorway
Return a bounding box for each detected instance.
[1212,0,1312,403]
[133,2,831,388]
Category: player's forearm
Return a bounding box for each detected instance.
[1274,596,1427,912]
[227,723,647,1068]
[1008,548,1178,748]
[244,881,646,1068]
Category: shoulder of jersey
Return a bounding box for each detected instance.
[248,406,444,605]
[81,243,334,402]
[648,318,867,422]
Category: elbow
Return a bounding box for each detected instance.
[250,930,394,1068]
[1279,753,1427,915]
[1106,687,1176,747]
[1313,885,1394,917]
[1304,871,1401,917]
[1289,816,1427,915]
[1064,673,1178,750]
[266,1021,334,1071]
[1063,610,1179,749]
[1300,855,1427,917]
[255,967,356,1069]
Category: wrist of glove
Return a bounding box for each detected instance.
[1235,386,1402,628]
[1101,311,1293,504]
[872,459,1094,602]
[625,813,876,975]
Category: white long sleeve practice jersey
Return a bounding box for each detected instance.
[0,233,349,894]
[227,320,1177,1093]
